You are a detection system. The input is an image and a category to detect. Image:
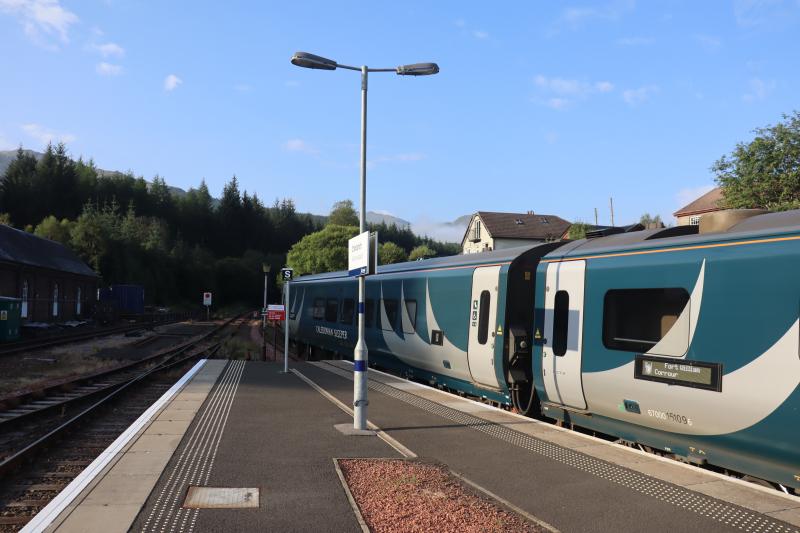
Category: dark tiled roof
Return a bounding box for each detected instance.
[0,224,97,277]
[673,187,724,217]
[476,211,571,240]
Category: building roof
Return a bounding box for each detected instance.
[0,224,97,277]
[467,211,571,243]
[673,187,724,217]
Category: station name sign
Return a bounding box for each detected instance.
[634,356,722,392]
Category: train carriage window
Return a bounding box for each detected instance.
[552,291,569,356]
[477,291,491,345]
[325,299,339,322]
[603,288,690,354]
[365,299,375,327]
[340,298,355,325]
[381,299,398,331]
[403,300,417,334]
[312,298,325,320]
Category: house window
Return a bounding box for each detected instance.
[602,288,690,354]
[52,283,59,317]
[474,220,481,240]
[76,286,82,316]
[689,215,700,226]
[21,280,29,318]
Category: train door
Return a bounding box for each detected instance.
[467,266,502,388]
[542,260,587,409]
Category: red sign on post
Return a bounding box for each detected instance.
[267,304,286,321]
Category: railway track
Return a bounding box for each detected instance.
[0,312,198,357]
[0,314,249,531]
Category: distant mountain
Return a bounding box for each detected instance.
[365,211,411,228]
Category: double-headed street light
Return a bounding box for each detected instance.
[291,51,439,431]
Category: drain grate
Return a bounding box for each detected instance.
[183,487,259,509]
[320,364,798,533]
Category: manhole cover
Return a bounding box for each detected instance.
[183,487,260,509]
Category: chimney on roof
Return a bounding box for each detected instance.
[527,210,534,215]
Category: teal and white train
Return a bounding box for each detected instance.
[288,210,800,492]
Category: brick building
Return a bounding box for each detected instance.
[0,224,98,322]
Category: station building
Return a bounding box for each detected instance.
[461,211,571,254]
[673,186,725,226]
[0,224,98,322]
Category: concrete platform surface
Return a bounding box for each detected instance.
[42,359,800,533]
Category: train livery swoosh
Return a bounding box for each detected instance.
[583,319,800,435]
[378,281,471,382]
[644,260,704,358]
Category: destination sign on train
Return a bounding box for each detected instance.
[635,356,722,392]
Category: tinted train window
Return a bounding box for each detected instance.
[325,299,339,322]
[382,299,398,331]
[552,291,569,356]
[340,298,354,325]
[365,299,375,327]
[477,291,491,345]
[312,298,325,320]
[603,288,690,353]
[403,300,417,334]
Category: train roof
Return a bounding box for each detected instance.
[545,209,800,261]
[292,242,556,283]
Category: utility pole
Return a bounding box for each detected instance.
[610,197,615,226]
[594,207,598,226]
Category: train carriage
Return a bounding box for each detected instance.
[289,209,800,491]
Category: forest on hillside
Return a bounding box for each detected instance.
[0,144,458,308]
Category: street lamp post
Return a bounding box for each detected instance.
[291,52,438,430]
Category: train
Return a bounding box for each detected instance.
[287,209,800,492]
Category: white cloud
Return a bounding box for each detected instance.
[284,80,300,88]
[454,18,466,28]
[617,36,654,46]
[555,0,635,29]
[411,215,467,243]
[676,184,716,211]
[742,77,775,102]
[163,74,182,91]
[234,83,253,93]
[734,0,800,27]
[91,41,124,57]
[96,61,122,76]
[0,0,79,48]
[622,85,659,106]
[22,123,76,146]
[282,138,318,155]
[544,131,559,144]
[694,34,721,51]
[472,29,489,39]
[533,75,614,109]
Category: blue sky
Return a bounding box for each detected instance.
[1,1,798,240]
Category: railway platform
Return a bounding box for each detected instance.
[29,359,800,533]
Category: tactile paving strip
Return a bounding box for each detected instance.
[140,359,246,533]
[320,363,798,533]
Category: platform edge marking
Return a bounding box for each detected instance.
[22,359,209,533]
[289,368,417,459]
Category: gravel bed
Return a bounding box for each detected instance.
[338,459,542,533]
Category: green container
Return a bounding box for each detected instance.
[0,296,22,341]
